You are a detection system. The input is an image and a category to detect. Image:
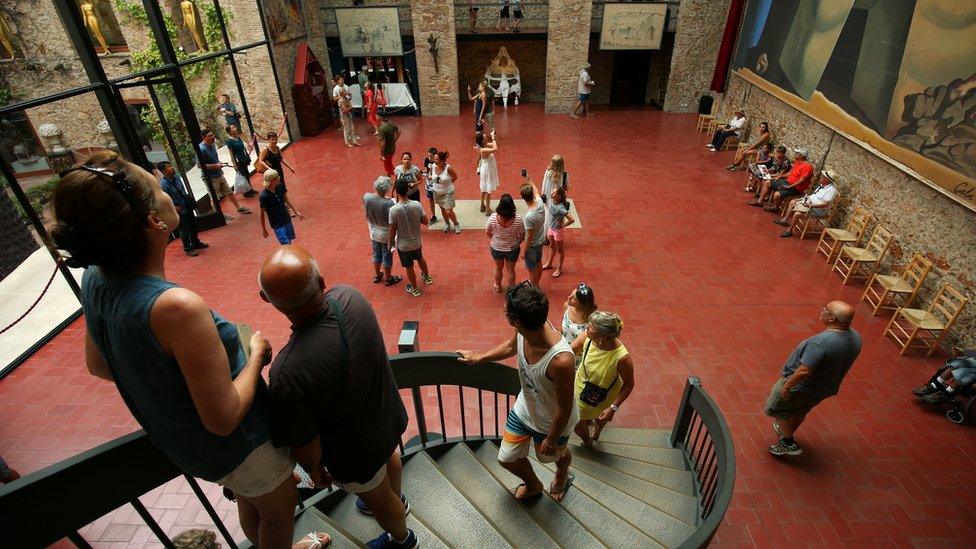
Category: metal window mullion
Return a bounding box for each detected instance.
[252,0,294,141]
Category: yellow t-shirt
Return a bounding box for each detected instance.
[575,338,629,420]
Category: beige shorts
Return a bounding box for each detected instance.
[336,462,388,494]
[434,190,456,210]
[216,441,295,498]
[211,174,232,198]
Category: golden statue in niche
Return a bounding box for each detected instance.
[80,0,112,55]
[180,0,207,52]
[0,14,18,60]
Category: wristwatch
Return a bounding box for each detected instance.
[610,404,619,412]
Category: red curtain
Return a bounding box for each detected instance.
[710,0,746,93]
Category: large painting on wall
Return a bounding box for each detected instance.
[335,8,403,57]
[599,3,667,50]
[733,0,976,211]
[261,0,308,44]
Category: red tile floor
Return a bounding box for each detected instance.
[2,104,975,547]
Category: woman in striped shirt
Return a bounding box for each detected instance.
[486,194,525,292]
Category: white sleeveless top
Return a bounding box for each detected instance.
[512,334,579,435]
[431,163,455,194]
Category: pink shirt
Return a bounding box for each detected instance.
[487,213,525,252]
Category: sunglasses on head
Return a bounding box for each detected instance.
[576,283,591,297]
[60,165,141,215]
[505,280,531,309]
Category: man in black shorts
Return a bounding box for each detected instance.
[260,246,415,549]
[389,179,433,297]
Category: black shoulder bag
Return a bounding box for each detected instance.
[578,340,618,407]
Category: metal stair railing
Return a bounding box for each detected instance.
[670,376,736,549]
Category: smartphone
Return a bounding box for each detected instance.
[562,171,568,189]
[521,168,527,178]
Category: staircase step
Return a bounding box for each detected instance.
[566,454,699,522]
[572,445,696,496]
[473,442,608,549]
[401,451,512,547]
[435,444,560,548]
[535,457,696,548]
[326,490,449,548]
[292,507,359,549]
[479,442,664,548]
[583,427,674,448]
[576,440,687,469]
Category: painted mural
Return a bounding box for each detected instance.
[733,0,976,211]
[261,0,307,44]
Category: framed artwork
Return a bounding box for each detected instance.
[261,0,308,44]
[335,7,403,57]
[600,3,667,50]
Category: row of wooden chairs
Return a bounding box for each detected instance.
[696,112,740,150]
[811,206,968,357]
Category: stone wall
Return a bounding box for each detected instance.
[409,0,459,116]
[457,38,546,103]
[664,0,730,113]
[545,0,593,113]
[723,72,976,350]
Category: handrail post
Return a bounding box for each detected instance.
[670,376,701,447]
[398,322,428,446]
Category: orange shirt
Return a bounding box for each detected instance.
[787,160,814,192]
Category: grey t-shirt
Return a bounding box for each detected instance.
[780,329,862,399]
[548,201,570,231]
[389,200,425,251]
[363,193,394,243]
[523,201,547,247]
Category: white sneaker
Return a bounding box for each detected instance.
[443,224,451,233]
[455,225,462,234]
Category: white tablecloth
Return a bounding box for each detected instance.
[346,83,418,110]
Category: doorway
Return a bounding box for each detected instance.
[609,51,651,105]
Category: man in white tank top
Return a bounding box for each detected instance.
[458,282,578,501]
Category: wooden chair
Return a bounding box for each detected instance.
[861,252,933,315]
[832,225,894,285]
[696,111,713,132]
[884,283,968,356]
[816,206,872,262]
[720,134,740,150]
[797,194,842,239]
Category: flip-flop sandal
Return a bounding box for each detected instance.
[542,265,554,271]
[298,532,332,549]
[384,275,403,286]
[552,270,563,278]
[372,274,383,283]
[549,473,575,501]
[510,483,543,502]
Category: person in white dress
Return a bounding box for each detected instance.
[476,130,500,215]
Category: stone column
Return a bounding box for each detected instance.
[663,0,732,113]
[410,0,459,116]
[545,0,593,114]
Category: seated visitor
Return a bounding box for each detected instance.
[774,169,838,237]
[749,147,812,210]
[707,110,746,152]
[571,311,635,448]
[52,150,322,549]
[913,351,976,405]
[743,142,774,192]
[260,246,412,549]
[727,121,771,171]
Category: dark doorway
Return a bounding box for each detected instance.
[609,51,651,105]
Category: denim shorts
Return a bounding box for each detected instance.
[371,240,393,268]
[951,366,976,386]
[272,221,295,245]
[524,244,544,270]
[578,93,590,102]
[490,247,520,263]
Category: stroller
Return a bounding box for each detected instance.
[913,349,976,425]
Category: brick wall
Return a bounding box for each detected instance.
[664,0,730,113]
[545,0,593,113]
[409,0,460,116]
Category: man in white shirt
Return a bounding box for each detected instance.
[570,63,595,119]
[332,74,350,133]
[707,110,746,151]
[776,169,839,238]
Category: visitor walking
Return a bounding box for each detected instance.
[225,125,256,197]
[542,186,575,278]
[365,83,380,134]
[476,130,499,215]
[199,130,250,215]
[364,176,401,287]
[393,152,423,203]
[497,0,511,31]
[561,283,597,354]
[259,246,413,549]
[570,64,595,118]
[764,301,861,456]
[457,282,578,502]
[423,147,439,225]
[260,169,304,245]
[430,151,461,234]
[511,0,523,32]
[338,91,361,148]
[257,131,296,186]
[51,151,322,549]
[358,64,370,120]
[572,311,635,447]
[389,179,433,297]
[468,82,488,132]
[377,114,400,178]
[159,161,207,256]
[486,194,525,292]
[519,179,546,287]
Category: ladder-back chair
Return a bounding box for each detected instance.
[884,283,968,356]
[832,225,894,285]
[861,252,933,315]
[816,206,872,262]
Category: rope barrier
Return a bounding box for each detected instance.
[0,263,61,336]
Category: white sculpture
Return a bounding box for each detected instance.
[484,47,521,108]
[38,123,67,154]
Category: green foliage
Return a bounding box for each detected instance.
[112,0,233,168]
[1,175,60,222]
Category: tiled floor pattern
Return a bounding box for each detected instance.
[2,105,974,547]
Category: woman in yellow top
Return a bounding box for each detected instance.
[571,311,635,447]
